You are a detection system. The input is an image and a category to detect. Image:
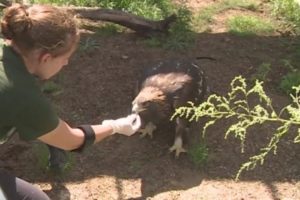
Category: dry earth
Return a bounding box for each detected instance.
[0,0,300,200]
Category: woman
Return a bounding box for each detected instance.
[0,3,141,200]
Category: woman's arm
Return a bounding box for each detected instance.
[38,119,113,150]
[38,114,141,151]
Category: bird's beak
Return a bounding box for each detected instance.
[131,103,139,114]
[132,103,146,113]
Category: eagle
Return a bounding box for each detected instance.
[131,60,207,157]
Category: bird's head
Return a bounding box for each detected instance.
[132,86,169,123]
[132,86,166,113]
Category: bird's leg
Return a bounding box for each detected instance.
[138,121,156,138]
[169,135,186,158]
[169,118,187,157]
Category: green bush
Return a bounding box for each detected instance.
[188,143,209,167]
[32,143,74,174]
[250,63,272,82]
[173,76,300,180]
[280,70,300,94]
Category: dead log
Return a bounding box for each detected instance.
[67,7,177,35]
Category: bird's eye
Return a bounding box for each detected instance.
[158,93,164,98]
[141,101,150,107]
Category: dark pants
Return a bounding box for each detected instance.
[0,129,67,199]
[0,170,50,200]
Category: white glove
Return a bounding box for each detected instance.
[102,114,141,136]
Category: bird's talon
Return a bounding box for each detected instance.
[138,122,156,139]
[169,145,186,158]
[139,131,147,138]
[139,130,153,138]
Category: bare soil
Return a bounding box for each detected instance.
[1,1,300,200]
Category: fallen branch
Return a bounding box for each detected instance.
[67,7,177,35]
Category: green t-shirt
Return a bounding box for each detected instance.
[0,39,59,142]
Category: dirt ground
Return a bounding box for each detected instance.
[1,1,300,200]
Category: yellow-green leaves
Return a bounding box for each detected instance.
[173,76,300,180]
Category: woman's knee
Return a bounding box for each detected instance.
[0,170,50,200]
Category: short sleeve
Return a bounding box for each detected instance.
[14,90,59,141]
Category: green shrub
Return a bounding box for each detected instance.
[280,70,300,94]
[250,63,272,82]
[188,143,209,167]
[32,143,74,174]
[173,76,300,180]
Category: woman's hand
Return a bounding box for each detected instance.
[102,114,141,136]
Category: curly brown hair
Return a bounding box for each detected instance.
[1,3,79,57]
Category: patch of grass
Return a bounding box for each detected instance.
[194,6,216,32]
[30,0,174,20]
[194,0,259,32]
[143,7,196,50]
[142,37,162,48]
[288,41,300,67]
[32,143,49,170]
[278,59,300,95]
[95,24,124,36]
[188,143,209,167]
[293,43,300,60]
[251,62,272,82]
[270,0,300,34]
[281,59,298,72]
[279,70,300,94]
[81,23,124,36]
[228,15,275,36]
[163,7,195,50]
[271,0,300,25]
[32,143,74,174]
[79,37,100,52]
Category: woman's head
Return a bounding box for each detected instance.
[1,3,79,79]
[1,3,79,56]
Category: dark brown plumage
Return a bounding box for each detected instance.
[131,60,207,157]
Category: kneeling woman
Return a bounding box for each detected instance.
[0,3,140,200]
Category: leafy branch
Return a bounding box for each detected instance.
[172,76,300,180]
